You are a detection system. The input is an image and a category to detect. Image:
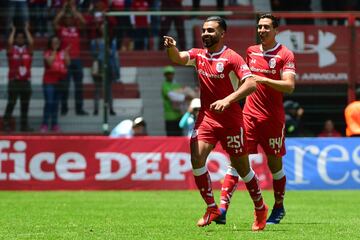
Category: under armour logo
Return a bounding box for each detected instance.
[199,61,205,66]
[251,59,256,64]
[277,30,336,68]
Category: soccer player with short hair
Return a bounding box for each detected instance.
[218,13,296,225]
[163,16,268,230]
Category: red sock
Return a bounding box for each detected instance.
[245,175,264,210]
[194,172,216,207]
[273,175,286,208]
[220,174,239,210]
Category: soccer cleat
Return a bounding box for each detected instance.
[197,206,221,227]
[214,208,227,225]
[266,207,286,224]
[252,204,268,231]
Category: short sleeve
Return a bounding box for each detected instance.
[282,50,296,75]
[232,54,252,81]
[186,48,199,66]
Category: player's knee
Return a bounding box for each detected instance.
[190,156,206,169]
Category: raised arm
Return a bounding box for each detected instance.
[7,25,16,51]
[53,6,66,31]
[70,4,86,26]
[163,36,189,65]
[24,23,34,53]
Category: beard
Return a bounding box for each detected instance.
[259,32,272,44]
[202,35,220,48]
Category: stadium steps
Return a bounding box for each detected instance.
[0,63,143,133]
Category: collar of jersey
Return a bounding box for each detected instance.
[260,42,280,54]
[206,45,227,58]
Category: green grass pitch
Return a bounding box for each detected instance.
[0,190,359,240]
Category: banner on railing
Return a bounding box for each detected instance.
[284,138,360,190]
[0,136,271,190]
[277,26,350,84]
[0,136,359,190]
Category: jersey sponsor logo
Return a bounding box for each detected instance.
[198,69,225,79]
[216,62,224,73]
[268,58,276,69]
[250,66,276,75]
[277,30,336,68]
[62,27,79,37]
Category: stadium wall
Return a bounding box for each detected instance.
[0,136,359,190]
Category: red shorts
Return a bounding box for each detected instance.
[243,114,286,157]
[190,117,248,157]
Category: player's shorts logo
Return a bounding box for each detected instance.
[216,62,224,73]
[269,58,276,69]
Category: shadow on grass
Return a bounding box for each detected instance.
[204,226,288,233]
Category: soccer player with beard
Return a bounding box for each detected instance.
[218,13,296,225]
[163,16,268,230]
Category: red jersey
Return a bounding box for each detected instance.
[58,26,81,58]
[43,50,68,84]
[111,0,126,10]
[7,45,33,81]
[243,43,296,122]
[187,46,252,126]
[132,0,149,28]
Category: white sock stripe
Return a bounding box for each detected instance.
[193,166,207,176]
[226,166,239,177]
[253,195,262,202]
[207,203,216,207]
[272,169,285,180]
[242,169,255,183]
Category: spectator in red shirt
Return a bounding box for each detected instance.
[132,0,150,50]
[317,119,342,137]
[41,35,70,132]
[3,23,34,132]
[54,2,89,115]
